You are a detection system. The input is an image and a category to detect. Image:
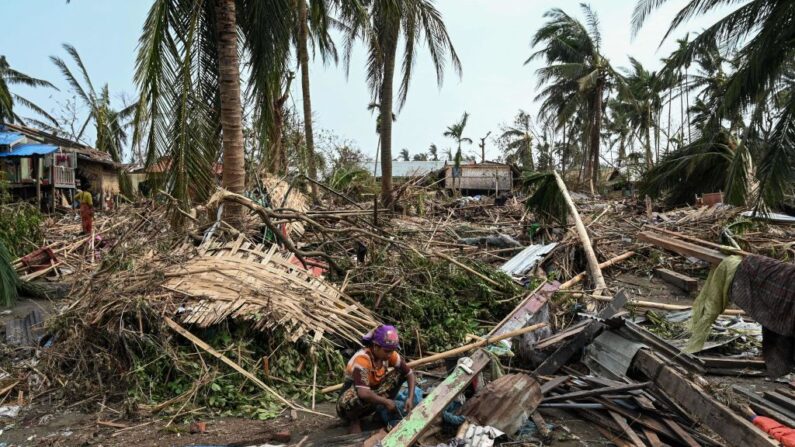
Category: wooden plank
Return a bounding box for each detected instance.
[544,382,650,402]
[534,320,589,349]
[734,386,795,427]
[642,428,664,447]
[540,375,570,394]
[534,290,628,375]
[637,231,726,266]
[654,268,698,292]
[633,349,777,446]
[380,280,557,446]
[609,411,645,447]
[763,391,795,414]
[379,349,491,447]
[662,418,701,447]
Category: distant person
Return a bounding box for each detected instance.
[74,188,94,235]
[336,325,417,433]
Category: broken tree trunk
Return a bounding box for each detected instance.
[553,171,607,297]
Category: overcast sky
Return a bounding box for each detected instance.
[1,0,732,162]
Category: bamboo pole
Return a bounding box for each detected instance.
[432,251,502,288]
[320,322,547,394]
[163,317,332,418]
[572,293,746,316]
[552,171,607,297]
[559,251,636,290]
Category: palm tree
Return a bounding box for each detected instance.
[133,0,293,219]
[428,143,439,161]
[294,0,362,198]
[633,0,795,209]
[443,112,473,168]
[617,57,663,170]
[50,44,135,163]
[344,0,461,206]
[412,153,428,161]
[499,110,535,170]
[529,4,623,193]
[399,148,410,161]
[0,56,57,126]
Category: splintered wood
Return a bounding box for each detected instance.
[163,236,376,345]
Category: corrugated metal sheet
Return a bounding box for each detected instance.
[499,243,558,277]
[583,330,646,380]
[366,160,448,178]
[460,373,542,435]
[0,144,58,157]
[0,131,24,146]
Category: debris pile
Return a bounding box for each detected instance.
[2,174,795,446]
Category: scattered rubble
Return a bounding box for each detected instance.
[1,175,794,447]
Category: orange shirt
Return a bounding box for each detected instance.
[345,348,403,388]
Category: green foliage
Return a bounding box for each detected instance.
[353,252,526,354]
[0,55,58,125]
[639,131,746,206]
[521,171,568,225]
[0,240,19,307]
[327,166,375,197]
[0,180,43,257]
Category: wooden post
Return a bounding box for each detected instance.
[552,171,607,296]
[33,156,41,210]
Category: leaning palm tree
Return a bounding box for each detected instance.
[499,110,535,170]
[133,0,293,219]
[51,44,136,163]
[399,148,410,161]
[428,143,439,161]
[443,112,472,168]
[0,56,57,126]
[633,0,795,210]
[528,4,623,193]
[343,0,461,206]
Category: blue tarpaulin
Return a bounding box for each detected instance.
[0,132,24,146]
[0,144,58,157]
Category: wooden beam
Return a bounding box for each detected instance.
[534,290,628,375]
[632,349,777,446]
[654,268,698,292]
[638,231,726,266]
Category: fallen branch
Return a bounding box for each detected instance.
[163,317,332,418]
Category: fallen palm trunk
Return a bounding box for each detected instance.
[552,171,608,298]
[320,322,547,394]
